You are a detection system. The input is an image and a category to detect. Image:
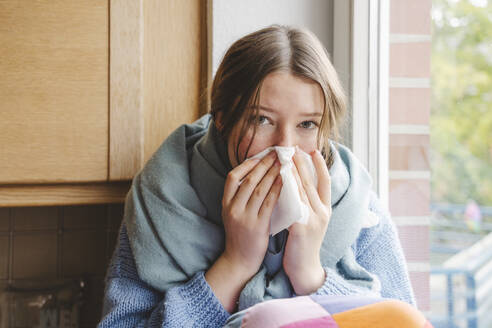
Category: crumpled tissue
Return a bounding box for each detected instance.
[248,146,317,235]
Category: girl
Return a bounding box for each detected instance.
[98,25,420,327]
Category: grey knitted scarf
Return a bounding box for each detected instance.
[124,114,378,311]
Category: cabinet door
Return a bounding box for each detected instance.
[0,0,109,184]
[109,0,209,180]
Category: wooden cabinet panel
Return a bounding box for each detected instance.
[109,0,143,180]
[142,0,206,165]
[0,0,109,184]
[0,0,209,205]
[109,0,209,180]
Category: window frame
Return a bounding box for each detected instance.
[333,0,389,206]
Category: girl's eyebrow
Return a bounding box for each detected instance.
[257,105,322,117]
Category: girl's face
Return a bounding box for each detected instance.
[227,71,324,167]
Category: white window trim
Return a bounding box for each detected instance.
[333,0,389,206]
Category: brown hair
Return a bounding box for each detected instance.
[210,25,347,167]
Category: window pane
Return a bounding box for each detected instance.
[430,0,492,327]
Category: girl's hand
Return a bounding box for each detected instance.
[283,148,332,295]
[221,150,283,279]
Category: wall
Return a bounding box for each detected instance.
[0,204,123,327]
[212,0,334,75]
[388,0,432,312]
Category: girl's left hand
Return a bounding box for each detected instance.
[282,148,332,295]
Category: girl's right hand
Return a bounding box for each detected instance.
[220,150,282,279]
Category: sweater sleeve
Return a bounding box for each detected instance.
[313,192,417,307]
[353,192,417,306]
[97,223,230,328]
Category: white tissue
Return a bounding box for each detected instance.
[248,146,317,235]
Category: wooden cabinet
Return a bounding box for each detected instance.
[0,0,210,206]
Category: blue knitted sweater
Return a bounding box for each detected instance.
[97,196,416,327]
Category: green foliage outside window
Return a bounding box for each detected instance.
[431,0,492,206]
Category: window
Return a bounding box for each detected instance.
[429,0,492,326]
[335,1,492,326]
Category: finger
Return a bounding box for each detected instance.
[258,174,283,223]
[293,149,324,211]
[223,158,260,205]
[312,149,331,206]
[233,150,277,209]
[247,159,281,214]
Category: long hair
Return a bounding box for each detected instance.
[210,25,347,167]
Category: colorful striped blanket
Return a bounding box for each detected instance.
[224,295,433,328]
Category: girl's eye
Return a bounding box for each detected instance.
[299,121,318,129]
[257,115,270,125]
